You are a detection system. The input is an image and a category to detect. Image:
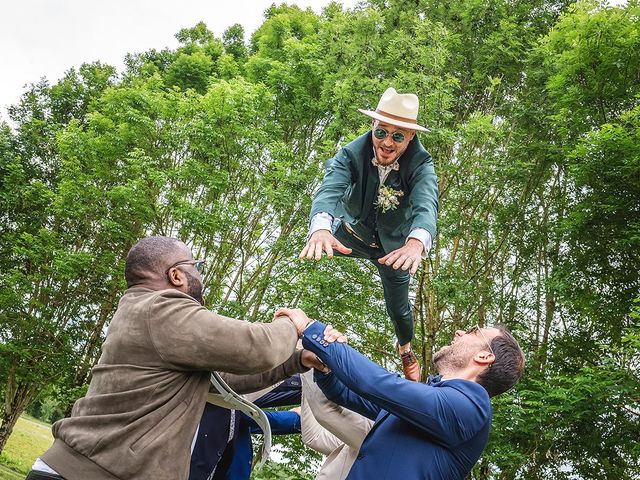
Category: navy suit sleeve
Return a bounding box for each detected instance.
[302,321,490,447]
[312,369,381,422]
[255,375,302,408]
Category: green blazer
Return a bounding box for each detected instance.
[311,132,438,253]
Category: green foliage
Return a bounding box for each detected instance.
[560,106,640,331]
[26,394,65,425]
[541,1,640,133]
[223,23,248,62]
[175,22,216,46]
[165,51,216,93]
[250,433,320,480]
[251,459,314,480]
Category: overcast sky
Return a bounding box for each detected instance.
[0,0,361,120]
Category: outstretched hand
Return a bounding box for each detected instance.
[274,308,348,345]
[378,238,424,275]
[323,325,347,344]
[299,327,347,374]
[274,307,312,337]
[299,230,352,260]
[289,406,301,416]
[300,349,330,373]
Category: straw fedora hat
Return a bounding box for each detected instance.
[358,87,429,132]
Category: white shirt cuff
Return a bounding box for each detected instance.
[32,458,60,475]
[309,212,334,238]
[407,228,432,259]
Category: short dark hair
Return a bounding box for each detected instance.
[124,236,182,287]
[476,325,525,398]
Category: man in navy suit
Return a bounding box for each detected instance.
[300,87,439,381]
[276,308,525,480]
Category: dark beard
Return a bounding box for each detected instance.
[432,344,468,372]
[185,271,204,306]
[432,348,445,364]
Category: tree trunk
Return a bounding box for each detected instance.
[0,369,37,453]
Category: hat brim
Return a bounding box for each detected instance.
[358,109,430,132]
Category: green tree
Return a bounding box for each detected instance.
[1,2,638,478]
[223,23,248,62]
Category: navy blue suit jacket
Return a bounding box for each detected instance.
[302,321,492,480]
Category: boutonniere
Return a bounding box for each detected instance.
[376,185,404,213]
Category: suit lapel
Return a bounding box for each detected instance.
[383,169,401,188]
[361,153,379,220]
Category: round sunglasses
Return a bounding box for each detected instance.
[373,127,406,143]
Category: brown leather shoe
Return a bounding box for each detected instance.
[400,350,421,382]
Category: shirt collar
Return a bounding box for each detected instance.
[371,151,400,170]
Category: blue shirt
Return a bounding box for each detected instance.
[302,321,492,480]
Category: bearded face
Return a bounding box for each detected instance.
[433,326,499,374]
[371,120,415,166]
[185,271,204,306]
[433,339,475,372]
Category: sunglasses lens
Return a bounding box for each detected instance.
[374,127,406,143]
[373,128,387,139]
[196,261,205,272]
[392,132,405,143]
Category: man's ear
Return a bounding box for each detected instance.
[166,267,186,288]
[474,350,495,367]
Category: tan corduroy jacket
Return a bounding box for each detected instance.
[41,287,304,480]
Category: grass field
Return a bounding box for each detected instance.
[0,464,23,480]
[0,415,52,479]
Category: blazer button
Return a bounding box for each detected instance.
[312,334,318,340]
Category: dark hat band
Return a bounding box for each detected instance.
[375,109,417,124]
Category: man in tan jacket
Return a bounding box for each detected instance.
[27,236,318,480]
